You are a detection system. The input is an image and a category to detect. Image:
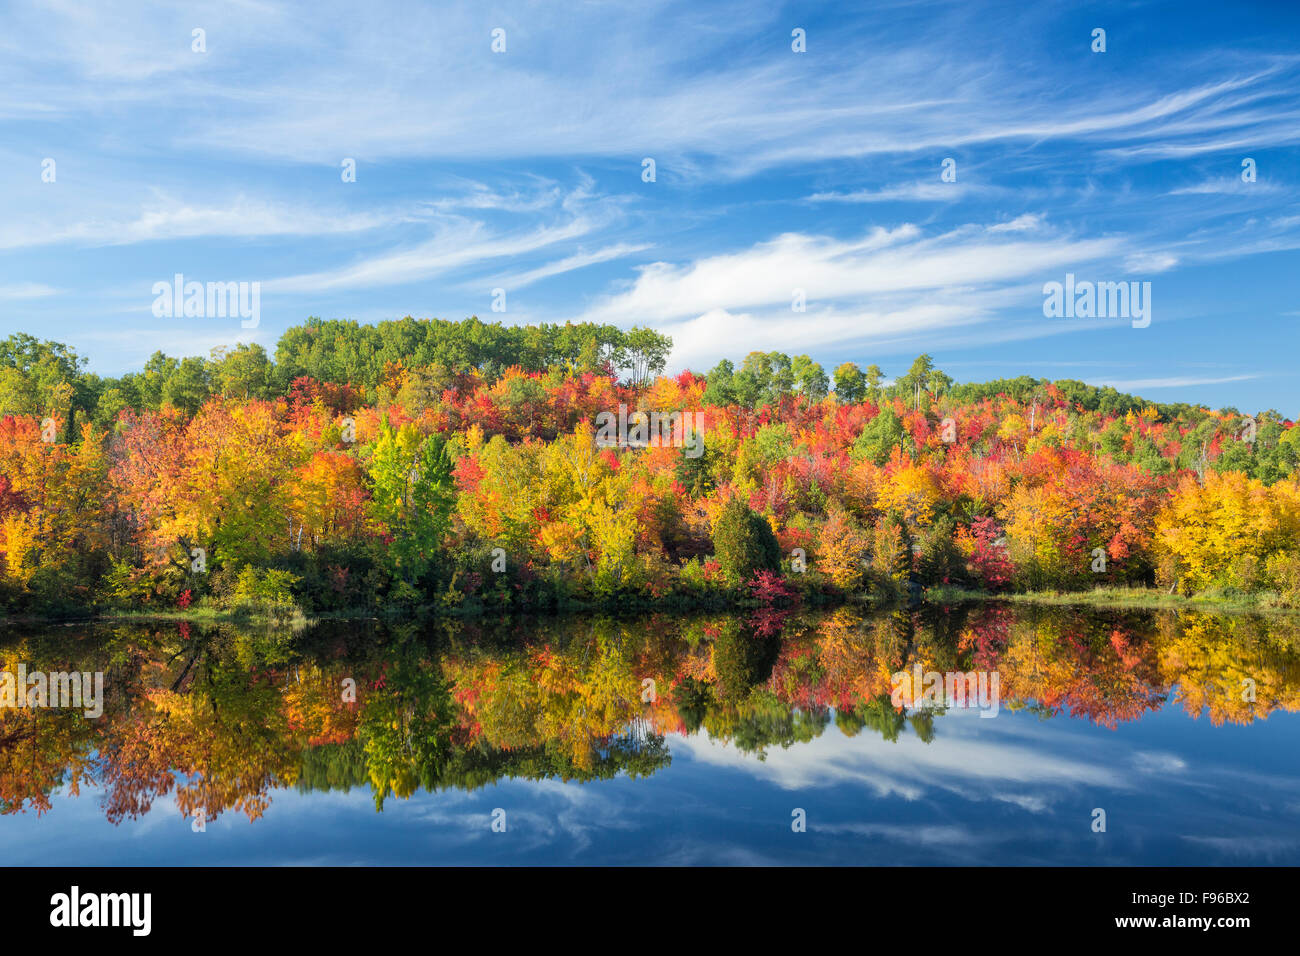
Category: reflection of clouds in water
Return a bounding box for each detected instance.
[11,696,1300,865]
[1132,751,1188,774]
[811,821,1043,865]
[818,822,983,846]
[668,708,1128,803]
[664,709,1300,864]
[649,842,785,866]
[1180,835,1300,862]
[990,792,1050,813]
[405,778,644,859]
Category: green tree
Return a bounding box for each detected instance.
[702,359,737,406]
[833,362,865,404]
[852,405,905,465]
[211,344,272,400]
[738,351,794,406]
[368,425,456,584]
[916,515,962,586]
[622,326,672,389]
[791,355,828,402]
[894,354,939,409]
[711,498,780,585]
[0,333,91,433]
[864,364,884,402]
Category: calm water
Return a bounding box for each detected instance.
[3,604,1298,865]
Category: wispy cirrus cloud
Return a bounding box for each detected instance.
[1,0,1298,414]
[0,193,435,250]
[478,242,652,291]
[256,180,624,293]
[1168,177,1284,196]
[6,2,1299,178]
[808,182,974,203]
[0,282,58,299]
[1089,373,1261,391]
[265,215,604,294]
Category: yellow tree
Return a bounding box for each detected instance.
[538,424,643,594]
[874,455,940,527]
[1156,472,1300,593]
[159,400,301,569]
[0,417,109,597]
[816,509,870,590]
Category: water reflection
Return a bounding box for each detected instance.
[3,604,1299,863]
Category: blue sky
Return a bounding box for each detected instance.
[1,0,1297,413]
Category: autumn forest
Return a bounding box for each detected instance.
[2,316,1298,621]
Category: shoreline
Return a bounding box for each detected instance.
[3,585,1298,628]
[924,585,1300,616]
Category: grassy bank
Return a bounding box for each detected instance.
[8,584,1296,629]
[925,585,1300,615]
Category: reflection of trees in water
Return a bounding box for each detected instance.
[357,642,456,809]
[3,605,1300,821]
[1156,612,1300,725]
[711,618,781,703]
[833,693,934,744]
[703,694,831,758]
[298,727,671,799]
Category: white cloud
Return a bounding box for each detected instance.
[0,282,58,299]
[808,182,970,203]
[1089,374,1260,390]
[265,217,597,294]
[564,220,1124,369]
[580,225,1119,325]
[483,242,651,291]
[262,183,620,293]
[987,213,1043,233]
[8,2,1296,179]
[0,195,430,250]
[1168,177,1284,196]
[1124,252,1180,273]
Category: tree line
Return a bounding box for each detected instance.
[1,319,1298,617]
